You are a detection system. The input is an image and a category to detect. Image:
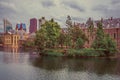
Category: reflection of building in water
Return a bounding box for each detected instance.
[3,48,25,63]
[4,47,18,53]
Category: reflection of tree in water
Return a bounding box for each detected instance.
[113,59,120,75]
[67,58,95,72]
[32,56,66,71]
[93,58,117,75]
[32,56,120,75]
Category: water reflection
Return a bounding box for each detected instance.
[32,56,120,76]
[2,48,27,64]
[0,48,120,80]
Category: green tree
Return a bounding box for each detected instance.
[69,27,88,49]
[92,22,117,56]
[35,18,61,51]
[92,22,106,49]
[104,34,117,56]
[57,32,66,48]
[35,27,47,54]
[66,15,72,27]
[44,18,61,48]
[64,32,72,49]
[76,37,84,49]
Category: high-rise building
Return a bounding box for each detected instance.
[29,18,37,33]
[3,19,13,33]
[16,23,26,31]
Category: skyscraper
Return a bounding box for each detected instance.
[16,23,26,31]
[3,19,12,33]
[29,18,37,33]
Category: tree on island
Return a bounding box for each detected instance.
[69,26,88,49]
[65,15,87,49]
[35,26,47,54]
[35,18,61,54]
[92,22,117,56]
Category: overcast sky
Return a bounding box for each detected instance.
[0,0,120,31]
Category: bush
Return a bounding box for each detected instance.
[44,49,63,57]
[67,49,76,56]
[67,48,104,57]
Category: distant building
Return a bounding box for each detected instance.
[29,18,37,33]
[3,33,20,48]
[94,17,120,28]
[16,23,26,31]
[3,19,13,33]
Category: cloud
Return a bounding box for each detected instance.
[0,0,120,30]
[62,1,85,12]
[0,1,17,21]
[41,0,55,8]
[92,5,108,13]
[92,4,120,18]
[72,17,85,22]
[111,0,120,5]
[0,1,17,11]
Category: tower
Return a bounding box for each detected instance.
[29,18,37,33]
[3,19,12,33]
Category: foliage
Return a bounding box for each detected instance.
[35,18,61,53]
[35,27,47,54]
[69,27,88,49]
[76,37,84,49]
[67,48,101,57]
[64,32,72,49]
[23,41,35,47]
[92,22,117,56]
[104,34,117,55]
[44,49,63,56]
[66,15,72,27]
[92,22,106,49]
[43,18,61,48]
[57,32,66,48]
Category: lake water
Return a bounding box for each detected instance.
[0,48,120,80]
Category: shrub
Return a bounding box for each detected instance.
[44,49,63,57]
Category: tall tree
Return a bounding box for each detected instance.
[41,18,61,48]
[57,32,66,48]
[66,15,72,27]
[92,22,117,56]
[69,26,88,49]
[35,27,47,54]
[92,22,106,49]
[35,18,61,53]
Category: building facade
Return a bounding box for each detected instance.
[3,33,20,48]
[63,17,120,49]
[29,18,37,33]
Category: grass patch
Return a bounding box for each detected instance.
[44,49,64,57]
[67,48,105,57]
[40,48,112,57]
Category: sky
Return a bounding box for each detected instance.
[0,0,120,32]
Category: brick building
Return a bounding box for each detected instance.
[63,17,120,49]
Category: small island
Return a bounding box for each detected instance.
[23,16,118,58]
